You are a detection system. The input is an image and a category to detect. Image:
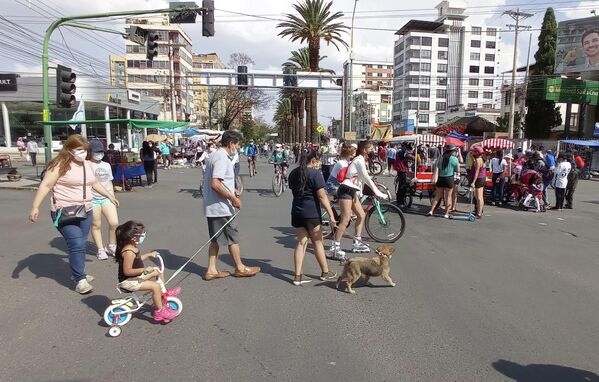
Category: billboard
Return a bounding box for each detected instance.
[555,17,599,74]
[527,78,599,105]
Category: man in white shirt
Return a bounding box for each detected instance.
[552,153,571,210]
[26,137,39,166]
[489,150,507,205]
[320,137,337,182]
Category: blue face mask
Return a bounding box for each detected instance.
[138,232,146,244]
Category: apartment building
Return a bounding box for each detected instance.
[392,1,501,134]
[109,55,127,88]
[122,15,193,121]
[341,60,393,137]
[192,53,226,126]
[352,90,393,138]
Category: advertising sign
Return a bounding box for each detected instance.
[527,78,599,105]
[555,17,599,74]
[0,74,18,91]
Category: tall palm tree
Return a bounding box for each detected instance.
[278,0,348,143]
[274,97,293,142]
[283,47,335,143]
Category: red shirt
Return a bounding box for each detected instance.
[575,155,585,169]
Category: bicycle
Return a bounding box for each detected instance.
[394,175,434,208]
[321,192,406,243]
[270,162,287,197]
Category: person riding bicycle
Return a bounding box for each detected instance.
[270,143,289,180]
[394,148,414,207]
[245,140,258,174]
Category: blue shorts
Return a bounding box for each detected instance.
[92,198,111,208]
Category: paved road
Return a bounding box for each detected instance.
[1,158,598,381]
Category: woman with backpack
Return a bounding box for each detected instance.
[326,140,388,261]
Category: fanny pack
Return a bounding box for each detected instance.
[52,164,87,227]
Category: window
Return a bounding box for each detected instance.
[468,91,479,98]
[407,76,419,84]
[472,27,482,35]
[469,78,479,86]
[469,66,480,73]
[420,76,430,85]
[484,79,493,87]
[407,101,419,110]
[407,36,421,46]
[437,77,447,86]
[421,37,432,46]
[467,103,478,109]
[126,45,146,54]
[486,28,497,37]
[436,89,447,98]
[395,53,404,65]
[437,63,448,73]
[485,54,495,61]
[438,38,449,47]
[486,41,496,49]
[420,63,431,72]
[470,53,480,60]
[471,40,481,48]
[483,91,493,99]
[482,104,493,109]
[407,49,420,58]
[421,50,432,59]
[395,66,404,76]
[408,63,420,71]
[418,114,429,123]
[420,89,430,97]
[408,89,419,97]
[484,66,495,74]
[438,51,448,60]
[436,102,447,111]
[419,101,429,110]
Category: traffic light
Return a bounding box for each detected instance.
[56,64,76,108]
[146,33,159,61]
[202,0,215,37]
[237,65,248,91]
[283,67,297,88]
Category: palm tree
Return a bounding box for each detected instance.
[278,0,348,143]
[274,97,293,143]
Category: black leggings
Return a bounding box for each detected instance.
[143,160,155,185]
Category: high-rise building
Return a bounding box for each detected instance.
[109,55,127,88]
[192,53,226,126]
[392,1,501,134]
[122,15,193,121]
[342,60,393,138]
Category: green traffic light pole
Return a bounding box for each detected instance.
[41,6,201,163]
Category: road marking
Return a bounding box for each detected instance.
[538,222,548,226]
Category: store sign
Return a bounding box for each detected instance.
[0,74,17,91]
[528,78,599,105]
[107,94,122,105]
[127,90,141,103]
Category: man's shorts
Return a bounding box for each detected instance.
[247,155,256,162]
[118,277,144,292]
[207,216,240,247]
[92,197,111,208]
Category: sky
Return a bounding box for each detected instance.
[1,0,596,126]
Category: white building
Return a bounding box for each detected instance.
[122,15,193,121]
[341,60,393,138]
[392,1,502,134]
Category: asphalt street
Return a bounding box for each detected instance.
[1,158,598,381]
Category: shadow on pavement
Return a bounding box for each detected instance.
[154,249,207,281]
[11,252,73,289]
[80,294,112,317]
[218,256,294,284]
[270,226,296,249]
[178,188,203,199]
[244,188,277,198]
[492,359,599,382]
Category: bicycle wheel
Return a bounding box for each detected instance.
[365,202,406,243]
[397,193,413,209]
[272,174,283,196]
[235,175,244,195]
[370,161,383,176]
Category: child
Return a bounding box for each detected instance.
[523,175,543,212]
[115,220,181,322]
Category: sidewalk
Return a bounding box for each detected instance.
[0,160,42,191]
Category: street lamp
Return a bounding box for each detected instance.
[347,0,358,139]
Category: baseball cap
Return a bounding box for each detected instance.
[89,139,105,153]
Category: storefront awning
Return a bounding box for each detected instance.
[38,119,189,130]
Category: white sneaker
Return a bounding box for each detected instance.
[326,246,346,260]
[105,244,117,257]
[352,242,370,253]
[75,279,93,294]
[97,248,108,261]
[71,274,94,282]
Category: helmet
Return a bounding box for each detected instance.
[89,139,105,153]
[471,146,483,155]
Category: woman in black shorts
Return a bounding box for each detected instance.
[288,149,338,286]
[428,145,459,218]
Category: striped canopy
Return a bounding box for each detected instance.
[473,138,515,150]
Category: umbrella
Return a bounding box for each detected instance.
[473,138,514,150]
[189,134,211,142]
[145,133,165,142]
[182,128,200,136]
[445,137,465,147]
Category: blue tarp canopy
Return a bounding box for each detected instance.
[560,140,599,147]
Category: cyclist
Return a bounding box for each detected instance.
[245,140,258,175]
[270,143,289,181]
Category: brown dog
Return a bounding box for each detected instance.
[336,245,395,294]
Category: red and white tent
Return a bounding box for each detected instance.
[472,138,514,150]
[389,134,445,146]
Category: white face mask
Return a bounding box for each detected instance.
[138,232,146,244]
[72,149,87,162]
[92,153,104,161]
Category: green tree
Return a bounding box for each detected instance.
[273,97,293,142]
[525,7,562,138]
[241,117,273,143]
[496,112,521,133]
[277,0,348,143]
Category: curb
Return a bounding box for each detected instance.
[0,185,38,191]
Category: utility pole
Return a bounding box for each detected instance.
[519,33,533,140]
[169,40,177,121]
[347,0,358,140]
[504,9,533,140]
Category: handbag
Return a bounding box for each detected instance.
[52,164,88,227]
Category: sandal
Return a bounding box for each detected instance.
[204,271,230,281]
[233,266,261,278]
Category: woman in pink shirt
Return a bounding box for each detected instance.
[29,135,119,294]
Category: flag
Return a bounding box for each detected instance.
[69,100,85,130]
